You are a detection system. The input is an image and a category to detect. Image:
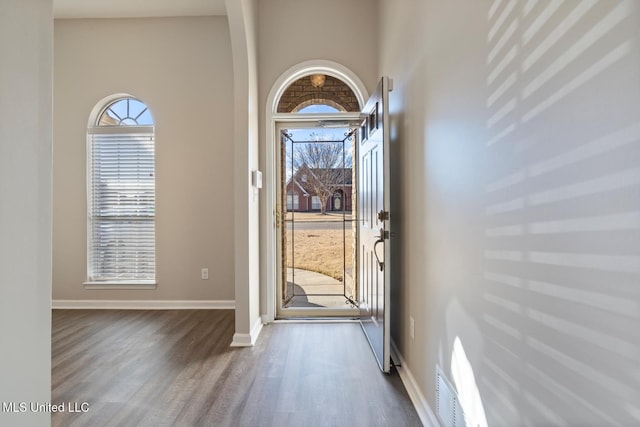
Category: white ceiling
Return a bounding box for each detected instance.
[53,0,227,19]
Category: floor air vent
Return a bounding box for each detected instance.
[436,367,466,427]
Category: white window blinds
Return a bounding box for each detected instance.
[88,128,155,282]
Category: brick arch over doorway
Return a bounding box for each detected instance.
[276,75,360,113]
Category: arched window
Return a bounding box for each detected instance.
[87,97,155,283]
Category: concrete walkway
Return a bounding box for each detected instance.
[285,268,351,308]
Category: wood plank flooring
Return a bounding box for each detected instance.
[52,310,421,427]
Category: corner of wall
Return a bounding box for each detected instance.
[230,317,264,347]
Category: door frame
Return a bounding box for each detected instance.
[274,118,361,318]
[262,60,369,323]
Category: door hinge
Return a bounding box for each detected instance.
[378,229,390,240]
[377,210,389,222]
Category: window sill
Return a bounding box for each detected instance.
[83,281,157,290]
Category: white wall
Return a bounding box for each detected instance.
[380,0,640,425]
[0,0,52,425]
[53,17,235,302]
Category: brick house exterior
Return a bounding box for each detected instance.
[285,165,352,212]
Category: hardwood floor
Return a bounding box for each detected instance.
[52,310,421,427]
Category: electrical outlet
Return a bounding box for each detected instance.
[410,316,415,341]
[201,268,209,280]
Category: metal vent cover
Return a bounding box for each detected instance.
[436,367,467,427]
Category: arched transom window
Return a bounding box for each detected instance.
[98,98,154,126]
[87,97,156,284]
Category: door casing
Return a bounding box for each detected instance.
[274,117,361,319]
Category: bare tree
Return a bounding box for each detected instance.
[295,134,351,214]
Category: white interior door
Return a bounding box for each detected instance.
[358,77,391,373]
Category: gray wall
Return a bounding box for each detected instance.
[257,0,379,100]
[225,0,262,343]
[379,0,640,425]
[0,0,52,426]
[53,17,236,302]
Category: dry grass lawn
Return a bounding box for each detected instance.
[286,228,354,281]
[285,211,352,222]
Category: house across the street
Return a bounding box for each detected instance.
[285,165,352,212]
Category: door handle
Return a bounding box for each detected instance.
[373,228,385,271]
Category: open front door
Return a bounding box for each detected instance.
[358,77,392,372]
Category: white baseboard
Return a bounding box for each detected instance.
[231,317,264,347]
[52,299,235,310]
[391,340,440,427]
